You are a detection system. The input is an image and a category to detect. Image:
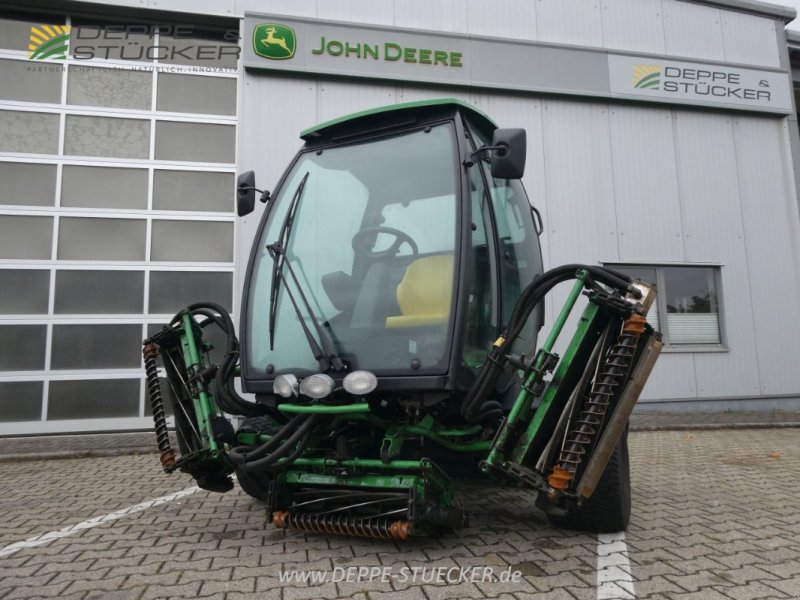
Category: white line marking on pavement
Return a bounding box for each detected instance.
[597,531,636,599]
[0,486,200,559]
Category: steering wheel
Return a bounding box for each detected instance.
[351,227,419,260]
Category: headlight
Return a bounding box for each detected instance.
[343,370,378,395]
[299,373,335,399]
[273,374,299,398]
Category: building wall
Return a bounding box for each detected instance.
[0,10,240,434]
[238,74,800,407]
[98,0,785,67]
[1,0,798,434]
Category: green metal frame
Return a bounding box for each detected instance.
[482,272,589,472]
[510,301,602,464]
[156,270,643,533]
[178,311,222,454]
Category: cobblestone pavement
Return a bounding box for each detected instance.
[0,429,797,600]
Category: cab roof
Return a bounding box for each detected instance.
[300,98,497,142]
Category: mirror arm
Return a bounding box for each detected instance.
[464,143,509,167]
[239,186,271,203]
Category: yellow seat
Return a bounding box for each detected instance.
[385,255,454,329]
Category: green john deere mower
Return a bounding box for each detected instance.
[143,98,662,540]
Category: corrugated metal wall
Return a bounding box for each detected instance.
[166,0,798,406]
[102,0,784,67]
[238,74,800,404]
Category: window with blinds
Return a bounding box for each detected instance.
[606,264,723,349]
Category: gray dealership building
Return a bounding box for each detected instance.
[2,0,800,435]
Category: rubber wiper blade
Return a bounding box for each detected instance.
[268,243,329,372]
[268,172,309,351]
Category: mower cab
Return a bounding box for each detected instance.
[144,99,661,539]
[241,99,542,398]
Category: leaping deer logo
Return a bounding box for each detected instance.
[262,26,290,54]
[254,24,296,60]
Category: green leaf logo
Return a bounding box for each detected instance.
[28,24,71,60]
[633,64,661,90]
[253,23,296,60]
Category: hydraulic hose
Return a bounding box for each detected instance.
[170,302,281,420]
[235,414,320,471]
[462,265,636,422]
[227,413,306,463]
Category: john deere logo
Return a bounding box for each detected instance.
[253,23,296,60]
[28,24,71,60]
[633,64,661,90]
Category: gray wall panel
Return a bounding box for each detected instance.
[0,163,56,206]
[0,325,47,371]
[151,220,233,262]
[48,379,140,419]
[393,0,468,33]
[535,0,603,47]
[64,116,150,159]
[67,65,152,110]
[149,271,232,313]
[639,353,698,401]
[541,100,619,266]
[673,111,762,397]
[0,270,50,314]
[662,0,726,62]
[317,0,394,25]
[157,74,237,116]
[236,0,315,17]
[51,324,142,370]
[721,9,780,67]
[61,166,148,209]
[600,0,667,55]
[0,111,59,154]
[155,121,235,163]
[465,0,537,42]
[0,59,62,104]
[609,106,685,263]
[0,382,43,422]
[315,80,396,128]
[54,271,144,314]
[0,215,53,260]
[733,117,800,396]
[153,170,234,212]
[58,218,146,261]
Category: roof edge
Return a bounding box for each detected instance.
[688,0,796,22]
[300,98,497,141]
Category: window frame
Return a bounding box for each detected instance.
[605,263,728,353]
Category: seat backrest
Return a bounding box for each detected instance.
[386,254,454,329]
[350,261,394,329]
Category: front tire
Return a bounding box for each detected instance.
[234,415,280,502]
[547,431,631,533]
[235,468,271,502]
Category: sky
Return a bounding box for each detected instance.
[779,0,800,30]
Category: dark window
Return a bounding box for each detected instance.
[609,265,723,348]
[48,379,140,419]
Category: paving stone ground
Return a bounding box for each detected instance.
[0,428,797,600]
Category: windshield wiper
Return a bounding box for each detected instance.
[266,172,345,372]
[268,172,307,352]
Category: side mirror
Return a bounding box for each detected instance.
[237,171,256,216]
[490,128,526,180]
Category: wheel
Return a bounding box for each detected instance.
[234,415,280,502]
[235,468,271,502]
[547,431,631,533]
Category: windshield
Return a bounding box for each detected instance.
[246,123,459,376]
